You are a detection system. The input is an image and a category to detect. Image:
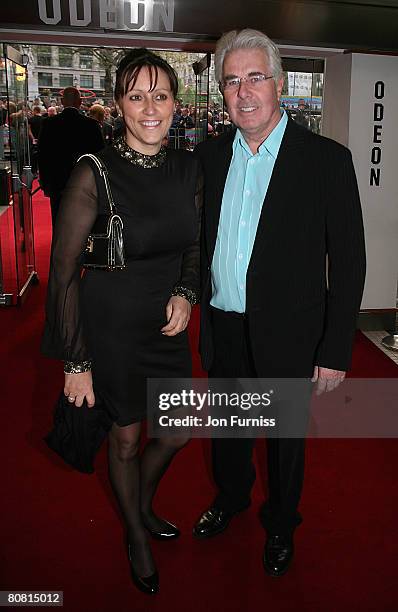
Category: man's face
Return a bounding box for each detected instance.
[222,48,283,142]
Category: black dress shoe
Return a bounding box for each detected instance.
[193,506,234,539]
[263,534,294,577]
[127,542,159,595]
[144,518,180,540]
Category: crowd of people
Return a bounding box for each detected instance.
[0,93,236,175]
[1,90,318,174]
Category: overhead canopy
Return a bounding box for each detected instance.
[1,0,398,52]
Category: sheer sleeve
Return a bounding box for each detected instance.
[41,160,98,362]
[172,164,203,305]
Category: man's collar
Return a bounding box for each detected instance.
[234,109,287,158]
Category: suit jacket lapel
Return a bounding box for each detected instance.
[207,131,234,261]
[248,118,305,271]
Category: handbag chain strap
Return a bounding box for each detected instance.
[77,153,117,216]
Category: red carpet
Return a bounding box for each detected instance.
[1,187,398,612]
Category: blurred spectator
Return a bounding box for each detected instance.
[199,109,213,140]
[113,113,125,139]
[28,106,43,175]
[179,107,194,129]
[33,97,46,112]
[0,100,7,159]
[38,86,104,226]
[44,106,57,118]
[171,102,182,128]
[215,111,232,136]
[104,106,114,126]
[89,103,113,146]
[293,98,310,129]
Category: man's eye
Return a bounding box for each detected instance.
[226,79,239,87]
[250,76,261,84]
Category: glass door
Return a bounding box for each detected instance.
[0,44,37,306]
[192,53,211,147]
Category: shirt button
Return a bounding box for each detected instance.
[240,284,244,290]
[241,220,246,227]
[238,253,243,260]
[245,189,251,196]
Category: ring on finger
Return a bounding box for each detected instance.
[68,396,76,402]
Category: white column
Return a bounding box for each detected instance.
[322,52,398,310]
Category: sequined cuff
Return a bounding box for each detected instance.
[64,360,92,374]
[171,285,199,306]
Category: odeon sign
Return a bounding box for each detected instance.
[37,0,175,32]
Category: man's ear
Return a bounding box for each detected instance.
[276,76,284,102]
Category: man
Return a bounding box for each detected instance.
[294,98,310,128]
[193,29,366,577]
[179,106,195,130]
[38,86,103,226]
[89,103,114,146]
[28,105,43,175]
[0,100,7,160]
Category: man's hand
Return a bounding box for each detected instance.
[64,371,95,407]
[161,296,191,336]
[311,366,346,396]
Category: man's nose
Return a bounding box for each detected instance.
[237,79,251,98]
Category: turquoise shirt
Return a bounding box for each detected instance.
[210,110,288,312]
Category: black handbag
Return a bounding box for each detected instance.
[44,392,113,474]
[78,153,126,271]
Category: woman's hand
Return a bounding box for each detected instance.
[161,296,192,336]
[64,371,95,407]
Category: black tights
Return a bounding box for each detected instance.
[108,422,189,576]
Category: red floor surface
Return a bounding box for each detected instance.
[1,188,398,612]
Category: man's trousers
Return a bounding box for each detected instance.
[209,306,310,536]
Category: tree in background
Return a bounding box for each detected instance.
[92,48,125,102]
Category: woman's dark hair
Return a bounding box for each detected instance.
[114,48,178,100]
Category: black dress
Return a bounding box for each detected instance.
[42,142,202,426]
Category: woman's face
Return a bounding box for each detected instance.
[118,66,174,155]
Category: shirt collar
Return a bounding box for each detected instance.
[233,109,287,159]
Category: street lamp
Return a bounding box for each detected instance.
[21,44,30,67]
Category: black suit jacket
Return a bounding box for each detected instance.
[101,121,114,146]
[38,107,104,196]
[195,118,366,377]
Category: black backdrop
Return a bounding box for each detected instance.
[1,0,398,51]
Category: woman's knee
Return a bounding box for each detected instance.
[158,435,190,451]
[109,423,141,461]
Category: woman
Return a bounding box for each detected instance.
[42,49,202,595]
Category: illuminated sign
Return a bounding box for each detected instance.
[37,0,175,32]
[15,65,26,81]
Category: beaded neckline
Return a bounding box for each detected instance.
[113,136,166,168]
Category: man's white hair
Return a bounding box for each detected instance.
[215,29,283,86]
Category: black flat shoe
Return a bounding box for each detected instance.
[127,542,159,595]
[193,506,235,539]
[145,518,180,540]
[263,534,294,577]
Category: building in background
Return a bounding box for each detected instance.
[23,45,219,108]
